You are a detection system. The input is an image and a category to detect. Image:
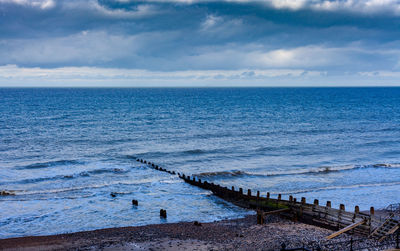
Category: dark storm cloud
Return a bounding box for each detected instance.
[1,0,400,86]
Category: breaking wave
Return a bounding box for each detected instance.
[194,163,400,179]
[1,180,146,197]
[2,167,129,185]
[278,181,400,195]
[17,160,83,170]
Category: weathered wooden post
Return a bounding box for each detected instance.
[326,201,331,208]
[278,194,282,201]
[301,197,306,204]
[370,207,375,215]
[257,191,260,199]
[354,206,360,214]
[239,188,243,195]
[266,192,270,200]
[160,209,167,218]
[257,210,264,225]
[247,189,252,197]
[289,195,293,202]
[314,199,319,205]
[340,204,345,211]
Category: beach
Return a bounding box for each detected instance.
[1,214,392,251]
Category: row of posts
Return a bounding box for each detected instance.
[136,158,376,216]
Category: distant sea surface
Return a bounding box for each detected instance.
[1,87,400,238]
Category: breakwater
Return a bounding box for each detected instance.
[136,158,399,240]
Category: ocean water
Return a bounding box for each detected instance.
[0,87,400,238]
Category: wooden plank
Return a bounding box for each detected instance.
[326,219,366,240]
[264,208,290,215]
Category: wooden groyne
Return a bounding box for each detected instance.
[135,158,399,240]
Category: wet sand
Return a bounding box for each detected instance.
[0,215,388,251]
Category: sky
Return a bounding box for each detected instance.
[1,0,400,87]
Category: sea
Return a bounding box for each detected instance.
[0,87,399,238]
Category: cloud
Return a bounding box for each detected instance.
[0,0,55,9]
[0,64,323,80]
[104,0,400,15]
[1,0,400,86]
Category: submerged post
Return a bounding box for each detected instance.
[160,209,167,218]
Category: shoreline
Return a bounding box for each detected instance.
[0,215,388,251]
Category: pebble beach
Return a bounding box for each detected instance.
[0,215,391,251]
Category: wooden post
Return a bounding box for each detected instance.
[257,210,264,225]
[314,199,319,205]
[340,204,345,211]
[301,197,306,204]
[247,189,251,197]
[326,201,331,208]
[278,194,281,201]
[160,209,167,218]
[266,192,270,200]
[289,195,293,202]
[239,188,243,194]
[370,207,375,215]
[231,186,235,191]
[354,206,360,214]
[293,198,297,203]
[257,191,260,199]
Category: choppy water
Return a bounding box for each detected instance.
[1,87,400,238]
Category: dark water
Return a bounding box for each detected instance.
[1,87,400,238]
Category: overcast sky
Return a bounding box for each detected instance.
[1,0,400,86]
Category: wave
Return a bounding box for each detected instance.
[278,181,400,195]
[17,159,82,170]
[131,147,232,159]
[2,167,129,185]
[3,180,146,197]
[193,163,400,179]
[195,170,252,178]
[183,149,208,155]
